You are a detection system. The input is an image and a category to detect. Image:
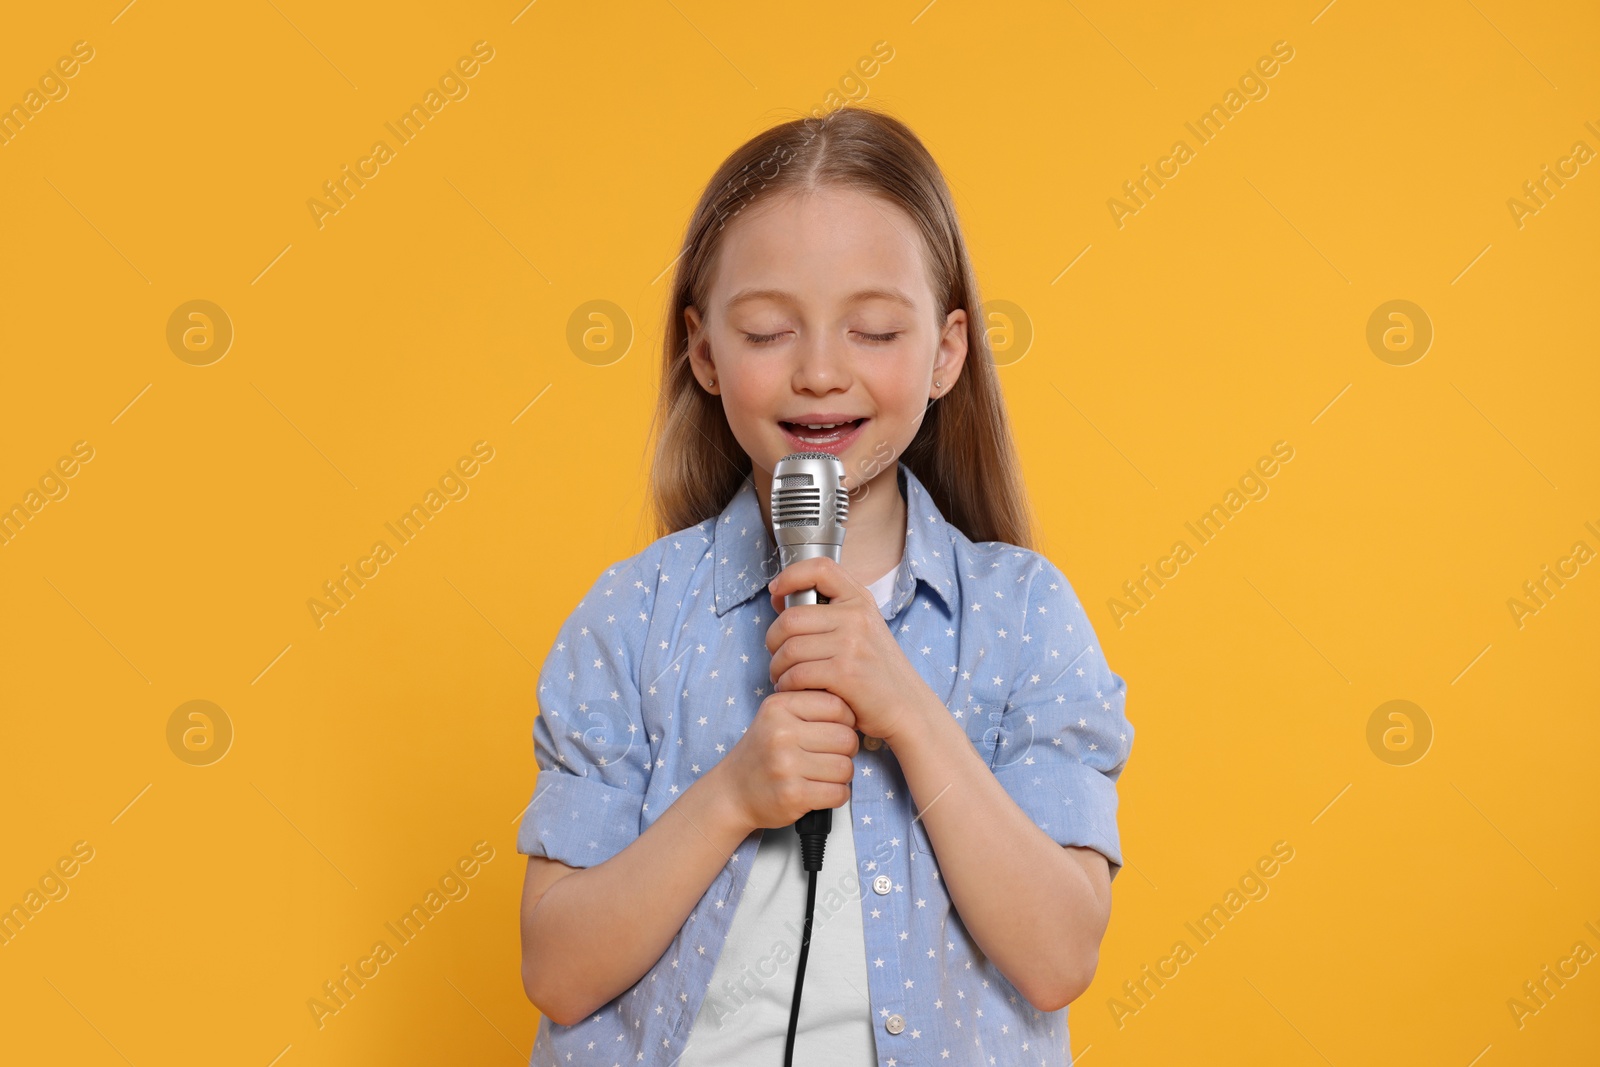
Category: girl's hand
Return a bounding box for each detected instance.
[765,556,931,744]
[714,689,859,832]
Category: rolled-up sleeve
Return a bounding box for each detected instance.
[988,556,1134,881]
[516,559,653,868]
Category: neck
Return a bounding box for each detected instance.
[754,462,907,585]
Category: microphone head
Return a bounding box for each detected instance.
[770,452,848,566]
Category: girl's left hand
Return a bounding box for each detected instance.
[765,556,931,745]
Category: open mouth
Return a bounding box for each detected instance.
[778,417,868,451]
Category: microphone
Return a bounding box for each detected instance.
[770,451,849,1067]
[770,450,850,872]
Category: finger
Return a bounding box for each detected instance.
[800,751,856,786]
[775,659,832,697]
[782,688,854,726]
[766,556,859,611]
[798,721,860,757]
[764,604,831,656]
[769,633,827,685]
[801,777,853,812]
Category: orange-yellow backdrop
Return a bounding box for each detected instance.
[1,1,1596,1064]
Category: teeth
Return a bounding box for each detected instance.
[791,420,855,430]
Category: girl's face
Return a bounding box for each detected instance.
[684,185,968,494]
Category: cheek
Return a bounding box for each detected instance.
[720,370,770,418]
[864,371,927,422]
[854,372,931,463]
[715,372,781,454]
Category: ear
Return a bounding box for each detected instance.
[683,305,717,394]
[932,307,969,398]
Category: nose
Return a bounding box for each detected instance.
[790,332,853,395]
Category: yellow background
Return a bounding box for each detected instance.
[1,0,1596,1064]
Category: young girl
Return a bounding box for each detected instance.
[516,106,1133,1066]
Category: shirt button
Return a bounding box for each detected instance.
[873,875,892,895]
[862,735,883,751]
[885,1014,905,1035]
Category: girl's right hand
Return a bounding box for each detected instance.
[715,690,859,833]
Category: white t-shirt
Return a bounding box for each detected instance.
[679,567,898,1065]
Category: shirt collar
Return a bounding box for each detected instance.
[711,461,959,620]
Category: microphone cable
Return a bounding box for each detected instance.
[783,586,833,1067]
[783,807,830,1067]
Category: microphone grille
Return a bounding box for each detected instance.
[770,456,849,530]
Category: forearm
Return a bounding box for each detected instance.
[522,766,751,1025]
[883,692,1106,1010]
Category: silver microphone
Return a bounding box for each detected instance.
[770,452,851,1065]
[769,451,849,877]
[771,452,849,609]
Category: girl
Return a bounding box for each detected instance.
[516,106,1133,1066]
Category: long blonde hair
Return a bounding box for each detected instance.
[646,106,1035,550]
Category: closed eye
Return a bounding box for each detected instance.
[743,330,899,344]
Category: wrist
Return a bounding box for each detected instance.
[683,763,755,847]
[880,685,944,755]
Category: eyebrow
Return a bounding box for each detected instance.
[724,287,918,311]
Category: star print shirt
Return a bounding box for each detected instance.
[517,462,1134,1067]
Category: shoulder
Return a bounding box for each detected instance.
[951,532,1084,605]
[949,533,1098,642]
[538,516,721,699]
[553,517,721,637]
[951,539,1127,718]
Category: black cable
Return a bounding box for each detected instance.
[784,808,831,1067]
[783,574,834,1066]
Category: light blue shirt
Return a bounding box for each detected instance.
[517,462,1134,1066]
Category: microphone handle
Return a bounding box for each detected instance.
[784,584,834,872]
